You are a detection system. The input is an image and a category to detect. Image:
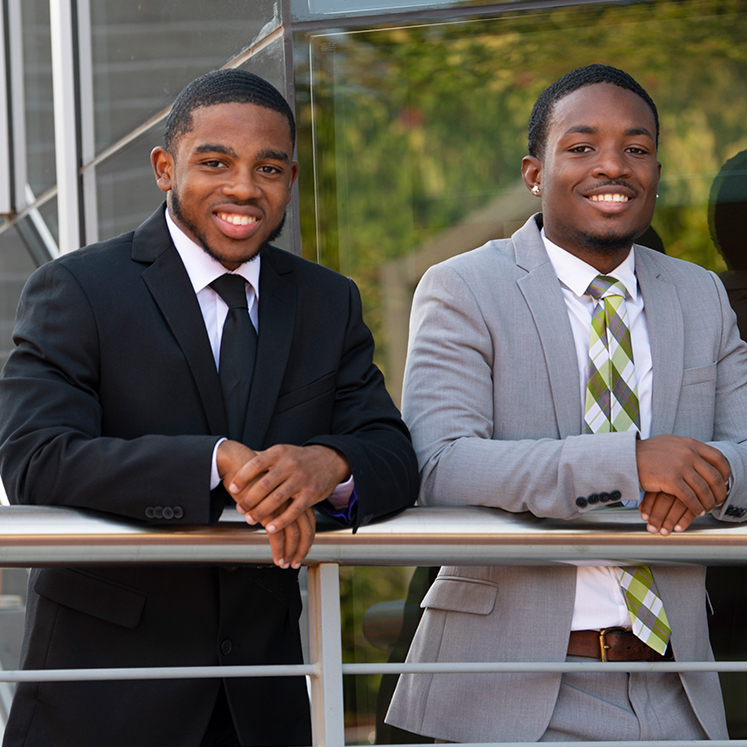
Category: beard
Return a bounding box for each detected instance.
[170,187,287,266]
[571,227,641,254]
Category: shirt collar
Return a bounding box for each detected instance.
[541,228,638,302]
[165,207,261,298]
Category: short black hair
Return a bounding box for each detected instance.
[527,64,659,159]
[164,69,296,152]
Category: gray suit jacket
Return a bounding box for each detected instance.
[386,215,747,742]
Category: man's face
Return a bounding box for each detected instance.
[522,83,661,271]
[151,102,298,270]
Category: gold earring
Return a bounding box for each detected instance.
[531,185,541,196]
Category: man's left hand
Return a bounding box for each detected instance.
[639,491,699,535]
[225,443,350,532]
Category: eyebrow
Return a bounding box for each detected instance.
[193,144,290,162]
[194,143,237,157]
[561,125,655,140]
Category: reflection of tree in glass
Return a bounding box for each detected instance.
[298,1,747,379]
[707,148,747,739]
[295,5,747,733]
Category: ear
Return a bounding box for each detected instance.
[151,147,174,193]
[521,155,542,194]
[286,162,300,204]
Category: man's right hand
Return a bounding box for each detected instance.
[216,440,316,569]
[636,435,730,534]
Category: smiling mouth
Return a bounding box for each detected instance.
[216,212,259,226]
[588,194,630,203]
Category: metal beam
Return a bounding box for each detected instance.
[0,1,11,214]
[2,505,747,567]
[307,563,345,747]
[49,0,80,253]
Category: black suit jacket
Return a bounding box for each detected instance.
[0,207,418,747]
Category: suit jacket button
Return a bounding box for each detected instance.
[598,492,610,503]
[726,506,736,516]
[587,493,600,505]
[221,639,232,656]
[173,506,184,519]
[610,490,622,501]
[575,497,588,508]
[145,507,155,519]
[162,507,174,520]
[153,506,164,519]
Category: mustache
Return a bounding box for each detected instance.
[582,180,639,197]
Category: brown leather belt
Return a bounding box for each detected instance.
[568,628,673,662]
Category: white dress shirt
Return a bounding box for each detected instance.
[164,209,354,506]
[542,230,653,631]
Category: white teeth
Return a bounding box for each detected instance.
[218,213,258,226]
[589,194,629,203]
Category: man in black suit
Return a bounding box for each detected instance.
[0,70,418,747]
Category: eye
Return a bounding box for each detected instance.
[202,159,225,168]
[258,165,282,175]
[569,145,592,154]
[626,147,649,155]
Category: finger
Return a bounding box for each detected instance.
[688,458,728,511]
[227,458,271,505]
[290,510,316,569]
[679,470,718,516]
[693,441,731,483]
[644,492,675,534]
[673,506,698,533]
[656,498,690,536]
[265,520,288,568]
[281,520,301,570]
[657,477,704,519]
[639,491,657,521]
[264,489,318,534]
[243,477,301,524]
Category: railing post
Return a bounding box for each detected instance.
[307,562,345,747]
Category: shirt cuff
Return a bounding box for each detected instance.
[210,438,227,490]
[318,476,357,525]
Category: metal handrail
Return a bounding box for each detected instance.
[2,504,747,747]
[3,504,747,566]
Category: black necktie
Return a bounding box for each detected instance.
[209,274,257,441]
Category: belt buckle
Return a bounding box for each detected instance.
[598,626,627,662]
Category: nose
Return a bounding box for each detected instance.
[222,167,261,201]
[591,146,631,180]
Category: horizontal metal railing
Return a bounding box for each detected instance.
[2,504,747,746]
[4,503,747,567]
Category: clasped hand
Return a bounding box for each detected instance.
[636,435,729,535]
[217,441,350,568]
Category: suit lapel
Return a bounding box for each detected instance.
[241,247,297,448]
[635,246,685,436]
[135,207,228,437]
[513,216,583,438]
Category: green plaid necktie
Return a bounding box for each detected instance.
[583,275,671,656]
[583,276,640,434]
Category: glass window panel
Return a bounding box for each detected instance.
[90,0,282,152]
[299,0,747,410]
[339,565,427,746]
[298,2,747,740]
[36,196,59,250]
[292,0,505,21]
[22,0,55,195]
[94,123,166,242]
[0,224,37,371]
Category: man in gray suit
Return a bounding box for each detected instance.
[386,65,747,741]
